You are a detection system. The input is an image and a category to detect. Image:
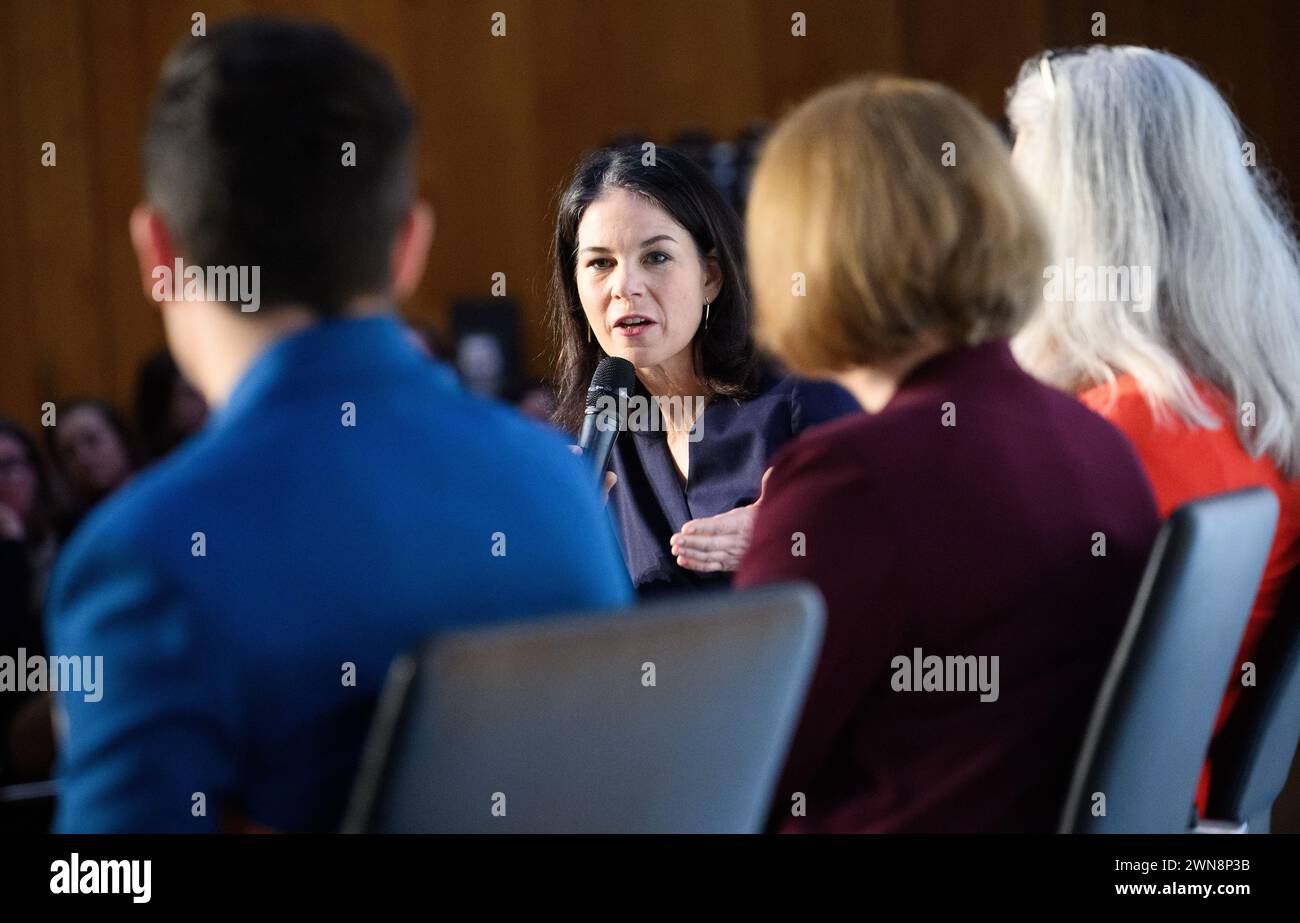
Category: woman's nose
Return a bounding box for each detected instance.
[609,263,643,301]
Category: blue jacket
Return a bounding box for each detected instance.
[45,316,633,832]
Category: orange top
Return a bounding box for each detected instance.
[1080,374,1300,816]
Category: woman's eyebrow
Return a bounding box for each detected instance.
[577,234,677,255]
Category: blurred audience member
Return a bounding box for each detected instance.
[1007,45,1300,814]
[516,383,556,424]
[0,418,59,782]
[45,399,137,536]
[134,348,208,462]
[736,76,1161,832]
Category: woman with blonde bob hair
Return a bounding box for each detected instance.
[1007,46,1300,816]
[735,76,1161,833]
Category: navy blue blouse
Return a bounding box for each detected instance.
[608,371,860,596]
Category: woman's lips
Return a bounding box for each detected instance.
[612,316,656,337]
[614,322,655,337]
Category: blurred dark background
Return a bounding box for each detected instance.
[2,0,1298,431]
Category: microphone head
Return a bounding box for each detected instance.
[585,356,636,409]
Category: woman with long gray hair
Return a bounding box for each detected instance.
[1006,45,1300,815]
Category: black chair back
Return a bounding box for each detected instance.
[343,583,825,833]
[1205,568,1300,831]
[1060,488,1279,833]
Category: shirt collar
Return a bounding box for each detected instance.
[209,314,433,431]
[882,339,1022,414]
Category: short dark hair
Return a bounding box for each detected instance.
[44,399,141,472]
[0,416,55,543]
[547,145,761,434]
[143,17,415,316]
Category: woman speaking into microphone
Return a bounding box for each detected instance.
[547,145,858,595]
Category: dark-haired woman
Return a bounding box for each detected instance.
[45,399,137,537]
[0,418,59,783]
[548,146,858,595]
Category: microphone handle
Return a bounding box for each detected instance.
[579,407,620,486]
[578,407,600,453]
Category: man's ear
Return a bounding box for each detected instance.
[391,200,435,302]
[128,204,177,307]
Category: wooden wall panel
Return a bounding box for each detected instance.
[903,0,1048,115]
[84,0,151,411]
[6,0,110,425]
[1,0,1298,435]
[0,0,37,426]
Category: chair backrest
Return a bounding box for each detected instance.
[1059,487,1279,833]
[1205,568,1300,831]
[342,583,825,833]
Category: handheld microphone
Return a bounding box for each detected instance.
[578,356,636,485]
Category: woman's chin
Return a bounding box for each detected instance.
[608,343,664,365]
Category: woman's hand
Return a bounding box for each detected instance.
[670,468,772,572]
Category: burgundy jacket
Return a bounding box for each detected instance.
[735,341,1160,833]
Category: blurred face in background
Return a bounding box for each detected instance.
[170,375,208,437]
[575,187,721,389]
[0,432,38,524]
[1009,117,1048,190]
[55,406,132,501]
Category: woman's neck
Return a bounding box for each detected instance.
[636,353,706,434]
[637,353,698,397]
[834,335,948,412]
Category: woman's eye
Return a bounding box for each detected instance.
[645,251,670,265]
[587,257,613,270]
